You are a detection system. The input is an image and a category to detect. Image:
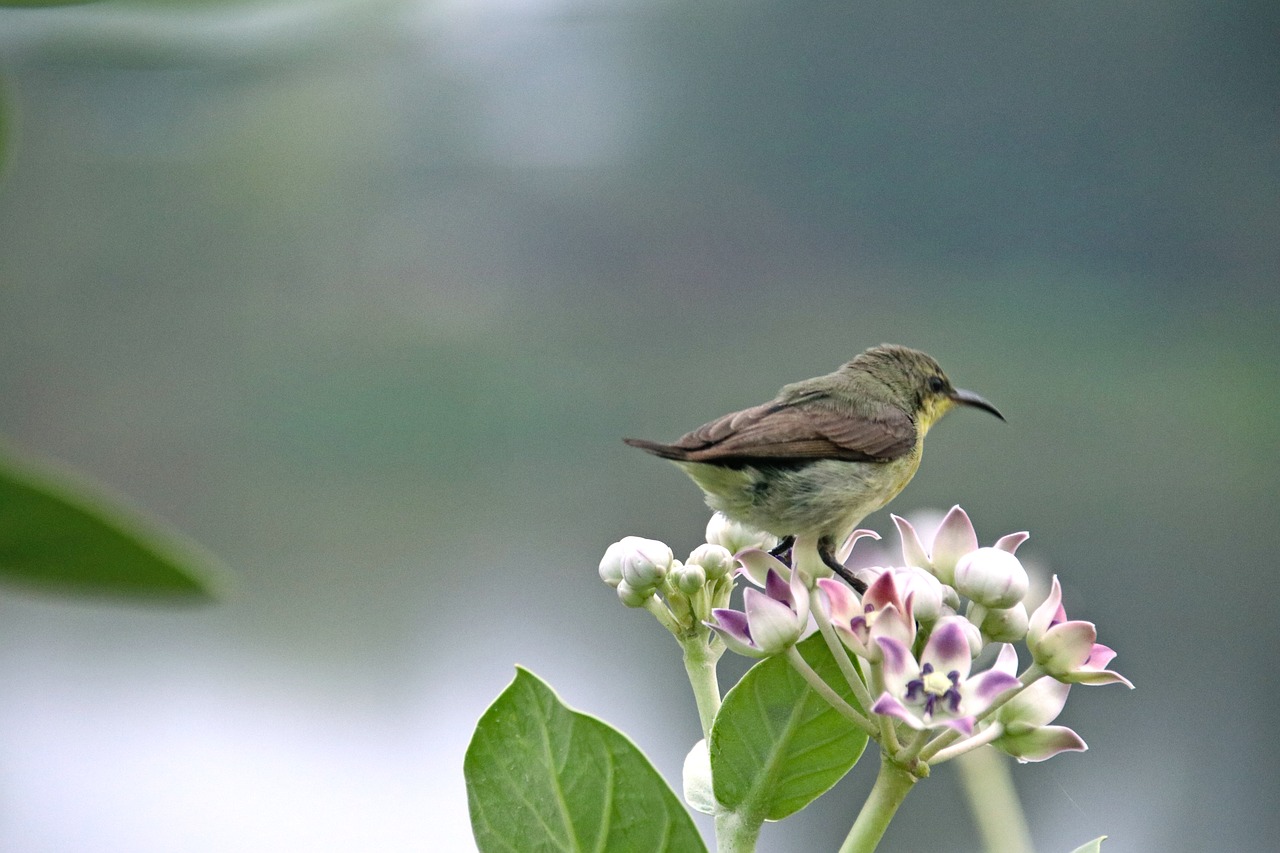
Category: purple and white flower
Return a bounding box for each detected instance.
[857,565,946,622]
[817,571,915,662]
[1027,576,1133,687]
[733,547,793,587]
[708,567,810,657]
[870,617,1020,735]
[992,676,1088,762]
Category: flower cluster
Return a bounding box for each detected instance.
[598,514,776,639]
[600,506,1132,768]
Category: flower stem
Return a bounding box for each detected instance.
[838,755,917,853]
[643,595,682,635]
[894,728,931,764]
[714,806,762,853]
[926,722,1004,764]
[809,587,877,713]
[954,746,1035,853]
[784,646,877,736]
[681,634,723,739]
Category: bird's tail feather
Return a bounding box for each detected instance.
[622,437,690,461]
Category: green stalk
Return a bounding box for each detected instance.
[784,646,878,736]
[838,755,917,853]
[714,806,762,853]
[954,747,1035,853]
[681,634,723,739]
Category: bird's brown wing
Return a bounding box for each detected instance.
[625,397,916,464]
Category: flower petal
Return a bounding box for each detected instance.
[873,603,915,649]
[929,506,980,583]
[1027,575,1064,645]
[993,643,1020,677]
[707,622,765,658]
[743,589,802,653]
[863,568,905,613]
[710,608,753,645]
[995,725,1087,763]
[835,527,881,564]
[1083,642,1118,671]
[1062,667,1135,688]
[870,693,924,729]
[999,677,1071,731]
[735,549,790,587]
[921,617,974,678]
[788,567,811,624]
[764,568,793,607]
[940,715,976,736]
[874,636,919,691]
[893,566,942,622]
[994,531,1030,554]
[965,668,1021,711]
[1035,620,1098,676]
[892,514,930,570]
[816,577,860,622]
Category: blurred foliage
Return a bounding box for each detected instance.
[0,1,102,7]
[0,445,219,599]
[0,76,6,177]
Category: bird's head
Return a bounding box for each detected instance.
[845,344,1004,434]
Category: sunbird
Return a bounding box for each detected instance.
[624,344,1003,589]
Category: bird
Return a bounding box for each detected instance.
[624,344,1003,590]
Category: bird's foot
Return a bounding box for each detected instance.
[768,535,795,564]
[819,537,867,594]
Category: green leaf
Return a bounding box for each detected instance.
[710,632,869,823]
[465,667,707,853]
[1069,837,1108,853]
[0,447,220,599]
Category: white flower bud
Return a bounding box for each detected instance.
[598,541,628,588]
[942,584,962,612]
[980,603,1029,642]
[894,566,945,622]
[954,547,1029,609]
[705,513,777,554]
[615,579,651,608]
[687,543,734,581]
[674,562,707,595]
[615,536,673,591]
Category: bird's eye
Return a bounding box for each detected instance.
[928,376,947,393]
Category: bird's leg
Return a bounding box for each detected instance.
[769,535,795,564]
[819,535,867,594]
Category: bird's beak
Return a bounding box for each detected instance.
[951,388,1005,421]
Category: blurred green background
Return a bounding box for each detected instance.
[0,1,1276,850]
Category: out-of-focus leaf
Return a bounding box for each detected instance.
[0,446,221,599]
[466,667,706,853]
[1069,837,1107,853]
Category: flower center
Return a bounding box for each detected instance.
[904,662,962,719]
